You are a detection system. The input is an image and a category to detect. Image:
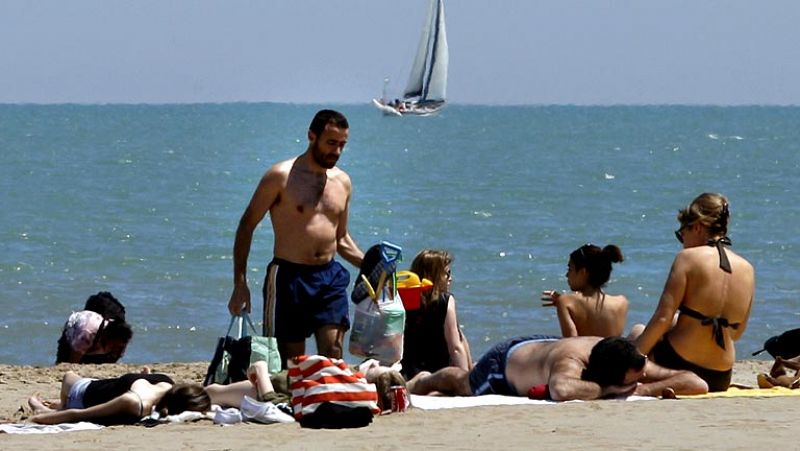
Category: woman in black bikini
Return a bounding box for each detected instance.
[28,361,294,425]
[632,193,755,392]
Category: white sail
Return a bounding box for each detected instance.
[422,0,448,102]
[403,0,437,99]
[375,0,448,116]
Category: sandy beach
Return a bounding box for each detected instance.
[0,359,795,450]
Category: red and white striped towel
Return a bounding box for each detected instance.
[288,355,380,420]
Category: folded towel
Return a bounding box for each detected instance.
[0,422,104,434]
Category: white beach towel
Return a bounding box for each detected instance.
[0,421,104,434]
[410,394,655,410]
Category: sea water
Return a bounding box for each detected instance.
[0,103,798,365]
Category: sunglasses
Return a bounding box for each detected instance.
[674,224,689,243]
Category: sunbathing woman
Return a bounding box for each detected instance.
[400,249,473,379]
[541,244,628,337]
[633,193,755,392]
[29,361,294,425]
[28,368,210,425]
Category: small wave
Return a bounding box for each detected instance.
[707,133,719,140]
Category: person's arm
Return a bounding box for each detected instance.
[31,393,140,425]
[443,295,470,371]
[730,268,755,341]
[228,167,282,315]
[555,296,579,337]
[547,357,635,401]
[541,291,578,337]
[334,175,363,267]
[635,253,690,355]
[634,360,708,396]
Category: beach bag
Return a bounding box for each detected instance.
[203,313,281,386]
[753,328,800,359]
[288,355,379,428]
[351,241,402,304]
[349,288,406,365]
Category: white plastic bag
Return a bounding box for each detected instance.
[349,290,406,365]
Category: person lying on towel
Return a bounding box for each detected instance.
[406,336,708,401]
[28,361,294,425]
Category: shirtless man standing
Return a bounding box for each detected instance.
[407,336,708,401]
[228,109,364,368]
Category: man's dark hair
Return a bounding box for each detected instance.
[581,337,646,387]
[103,319,133,343]
[309,109,348,136]
[84,291,126,321]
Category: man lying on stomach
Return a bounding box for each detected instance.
[407,336,708,401]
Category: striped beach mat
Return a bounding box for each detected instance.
[288,355,380,427]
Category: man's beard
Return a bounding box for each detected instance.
[311,140,338,169]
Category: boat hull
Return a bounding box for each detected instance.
[371,99,444,117]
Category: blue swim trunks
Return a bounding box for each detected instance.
[262,258,351,341]
[468,335,559,396]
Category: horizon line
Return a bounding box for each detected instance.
[1,101,798,108]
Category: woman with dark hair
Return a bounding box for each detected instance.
[28,370,210,425]
[400,249,472,380]
[541,244,628,337]
[29,361,295,425]
[633,193,755,392]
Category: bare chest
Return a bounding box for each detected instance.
[279,172,346,216]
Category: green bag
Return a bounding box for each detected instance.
[203,313,281,386]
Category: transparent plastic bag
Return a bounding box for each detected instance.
[349,290,406,365]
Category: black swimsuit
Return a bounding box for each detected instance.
[678,305,740,350]
[708,236,732,273]
[83,373,174,425]
[652,236,739,392]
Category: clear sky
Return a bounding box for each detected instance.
[2,0,798,105]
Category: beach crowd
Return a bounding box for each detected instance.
[27,109,768,428]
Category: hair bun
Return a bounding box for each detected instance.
[602,245,624,264]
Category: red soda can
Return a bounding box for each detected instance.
[389,385,409,413]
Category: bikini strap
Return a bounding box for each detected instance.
[679,305,740,350]
[128,389,144,418]
[707,236,732,273]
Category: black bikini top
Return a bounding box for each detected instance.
[678,305,740,350]
[707,236,732,273]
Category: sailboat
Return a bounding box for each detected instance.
[372,0,448,116]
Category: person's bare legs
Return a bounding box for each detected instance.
[460,331,474,370]
[247,361,275,399]
[278,339,306,369]
[315,325,345,359]
[406,367,472,396]
[59,371,83,407]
